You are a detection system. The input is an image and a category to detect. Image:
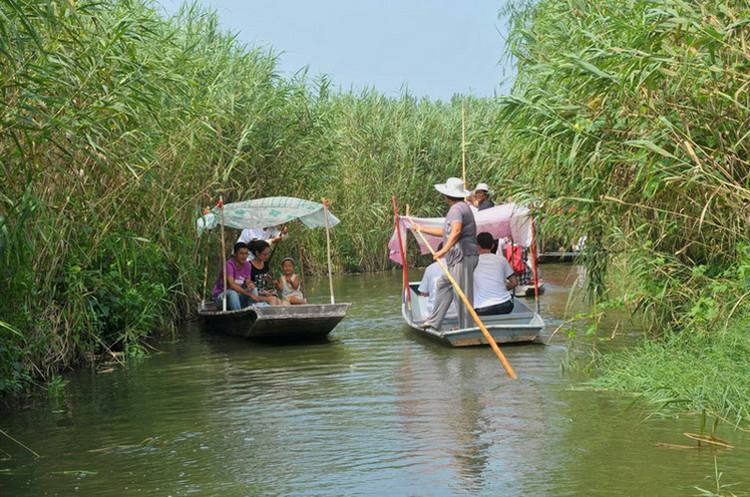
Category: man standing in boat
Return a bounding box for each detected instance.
[413,177,478,331]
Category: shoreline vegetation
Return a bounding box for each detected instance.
[0,0,508,394]
[1,0,749,425]
[502,0,750,423]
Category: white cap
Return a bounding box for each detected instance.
[474,182,492,194]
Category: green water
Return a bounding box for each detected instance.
[1,265,749,496]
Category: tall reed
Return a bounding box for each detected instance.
[499,0,750,421]
[0,0,509,393]
[499,0,750,323]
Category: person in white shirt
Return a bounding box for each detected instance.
[237,226,287,260]
[473,232,518,315]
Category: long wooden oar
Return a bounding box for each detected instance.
[406,215,517,380]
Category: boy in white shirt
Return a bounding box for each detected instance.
[416,244,457,318]
[473,232,518,315]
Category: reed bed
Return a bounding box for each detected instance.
[0,0,510,393]
[500,0,750,421]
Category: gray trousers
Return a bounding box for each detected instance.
[426,254,478,330]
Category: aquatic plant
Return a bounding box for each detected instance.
[500,0,750,422]
[500,0,750,317]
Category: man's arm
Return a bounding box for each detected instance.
[413,224,443,237]
[225,271,255,299]
[433,221,461,260]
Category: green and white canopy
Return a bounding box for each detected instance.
[197,196,340,233]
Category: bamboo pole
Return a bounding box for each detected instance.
[461,103,467,191]
[530,218,541,315]
[202,243,210,304]
[407,215,517,380]
[391,196,410,309]
[201,210,210,305]
[322,198,335,304]
[299,245,306,292]
[219,196,227,312]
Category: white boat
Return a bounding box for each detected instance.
[401,282,544,347]
[389,202,545,347]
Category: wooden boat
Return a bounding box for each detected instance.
[515,282,546,298]
[196,197,351,341]
[198,302,351,340]
[537,251,579,263]
[401,283,544,347]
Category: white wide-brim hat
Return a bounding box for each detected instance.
[474,182,493,194]
[434,177,470,198]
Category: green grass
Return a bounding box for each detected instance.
[593,323,750,423]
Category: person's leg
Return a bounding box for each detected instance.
[267,296,281,306]
[476,299,514,316]
[239,293,252,308]
[227,290,243,310]
[423,272,455,329]
[216,290,242,310]
[454,255,478,329]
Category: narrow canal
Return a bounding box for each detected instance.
[2,265,748,496]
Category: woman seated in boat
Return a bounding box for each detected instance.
[473,232,518,315]
[248,239,282,305]
[275,257,307,305]
[212,242,276,310]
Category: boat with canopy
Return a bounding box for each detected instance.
[196,196,350,340]
[389,202,545,346]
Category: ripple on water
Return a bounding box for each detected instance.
[1,268,749,497]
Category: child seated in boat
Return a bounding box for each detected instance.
[275,257,307,305]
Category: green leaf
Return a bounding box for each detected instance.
[625,140,677,159]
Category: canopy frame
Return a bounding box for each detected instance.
[198,196,340,310]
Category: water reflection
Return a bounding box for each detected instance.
[0,266,748,497]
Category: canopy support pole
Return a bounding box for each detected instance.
[530,217,541,315]
[408,216,517,380]
[299,245,306,293]
[219,196,227,312]
[391,196,410,309]
[201,209,210,306]
[322,198,335,304]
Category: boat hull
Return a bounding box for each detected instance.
[402,283,544,347]
[515,283,546,298]
[537,251,579,263]
[198,303,351,340]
